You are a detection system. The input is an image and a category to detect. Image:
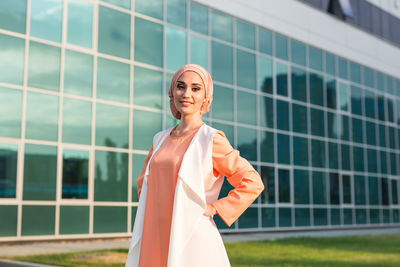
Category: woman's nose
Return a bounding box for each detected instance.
[183,87,191,97]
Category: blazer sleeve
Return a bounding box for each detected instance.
[211,131,264,227]
[136,143,154,199]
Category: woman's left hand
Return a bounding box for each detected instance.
[203,203,217,217]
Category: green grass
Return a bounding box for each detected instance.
[7,234,400,267]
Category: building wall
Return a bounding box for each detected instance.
[0,0,400,242]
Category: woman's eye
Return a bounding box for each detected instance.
[177,85,184,89]
[192,87,200,91]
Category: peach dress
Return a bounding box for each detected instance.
[136,126,263,267]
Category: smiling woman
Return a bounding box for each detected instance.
[125,64,264,267]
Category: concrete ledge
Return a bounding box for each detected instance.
[0,259,58,267]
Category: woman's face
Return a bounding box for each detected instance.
[173,71,206,117]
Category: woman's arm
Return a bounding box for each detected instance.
[210,131,264,227]
[136,143,154,199]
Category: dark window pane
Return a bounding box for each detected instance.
[350,85,363,116]
[59,206,89,234]
[312,171,327,204]
[276,62,288,96]
[260,131,274,163]
[0,144,18,198]
[279,207,291,227]
[367,148,378,173]
[341,144,350,171]
[366,121,376,146]
[311,138,326,168]
[351,117,364,144]
[21,206,55,236]
[291,66,307,102]
[62,149,88,199]
[294,169,309,204]
[313,208,328,226]
[310,108,324,137]
[277,134,290,165]
[381,178,389,206]
[350,62,361,84]
[259,95,273,128]
[342,175,351,204]
[238,207,258,229]
[368,177,379,205]
[262,207,275,227]
[0,205,17,236]
[326,76,336,109]
[278,169,290,203]
[329,172,339,205]
[309,72,324,106]
[261,166,275,203]
[276,100,289,131]
[93,206,126,233]
[354,175,366,205]
[237,127,257,161]
[338,57,348,80]
[295,208,310,226]
[353,146,364,172]
[293,136,308,166]
[292,103,308,134]
[364,89,376,119]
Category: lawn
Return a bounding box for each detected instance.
[7,234,400,267]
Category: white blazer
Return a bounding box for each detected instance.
[125,123,231,267]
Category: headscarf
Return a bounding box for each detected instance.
[168,64,213,120]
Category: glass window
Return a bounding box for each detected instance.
[308,46,323,71]
[338,82,349,111]
[212,123,233,144]
[135,0,162,20]
[94,150,128,202]
[258,55,273,94]
[0,34,25,85]
[397,100,400,125]
[291,66,307,102]
[343,208,353,225]
[279,207,291,227]
[331,208,341,225]
[391,180,398,205]
[329,172,339,205]
[62,149,89,199]
[276,100,289,131]
[295,208,310,226]
[0,144,18,198]
[325,76,336,110]
[132,153,145,202]
[190,34,208,70]
[385,75,394,95]
[67,0,93,48]
[260,166,275,204]
[367,148,378,173]
[290,39,306,66]
[312,171,327,204]
[277,134,290,165]
[274,33,288,60]
[378,124,386,148]
[390,152,397,175]
[276,62,288,96]
[0,205,17,236]
[278,169,290,203]
[237,127,257,161]
[353,146,364,172]
[133,66,162,109]
[325,52,336,76]
[259,95,273,128]
[377,95,385,121]
[370,208,380,224]
[365,121,376,146]
[64,50,93,97]
[93,206,126,233]
[102,0,130,9]
[211,10,232,43]
[97,57,129,103]
[292,103,308,134]
[262,207,275,227]
[28,41,61,91]
[309,72,324,106]
[363,67,375,88]
[190,2,208,35]
[95,103,129,148]
[354,175,366,205]
[0,88,22,138]
[167,0,186,27]
[258,28,272,55]
[355,209,367,224]
[212,41,233,84]
[237,91,256,125]
[294,169,309,204]
[313,208,328,226]
[21,205,55,235]
[328,142,338,170]
[382,208,390,223]
[23,144,57,200]
[236,49,256,90]
[387,98,395,123]
[350,85,363,116]
[293,136,308,166]
[98,6,130,59]
[339,114,350,141]
[134,17,163,67]
[212,85,233,122]
[310,107,324,137]
[364,89,375,119]
[236,19,255,50]
[25,92,58,141]
[342,175,351,204]
[62,98,91,145]
[59,206,89,234]
[351,118,364,144]
[260,131,273,163]
[132,110,162,150]
[311,138,326,168]
[30,0,62,43]
[376,72,384,91]
[340,144,350,170]
[338,57,348,80]
[238,207,258,228]
[350,62,361,84]
[380,150,387,174]
[0,0,26,33]
[326,111,338,139]
[166,26,186,71]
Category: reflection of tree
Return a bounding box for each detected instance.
[105,138,117,184]
[260,76,273,94]
[237,138,257,162]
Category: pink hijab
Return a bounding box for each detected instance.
[168,64,213,120]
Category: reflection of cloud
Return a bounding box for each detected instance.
[31,0,62,21]
[0,37,24,83]
[28,42,60,87]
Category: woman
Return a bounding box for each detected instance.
[125,64,264,267]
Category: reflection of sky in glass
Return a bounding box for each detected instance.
[134,17,163,67]
[67,0,92,48]
[95,103,129,148]
[62,98,91,145]
[0,87,22,138]
[64,49,93,97]
[190,2,208,35]
[291,39,306,66]
[25,92,58,141]
[167,0,186,27]
[309,46,322,71]
[30,0,62,43]
[212,42,233,84]
[237,49,256,90]
[136,0,162,20]
[133,66,162,109]
[166,26,186,71]
[258,28,272,55]
[212,85,233,122]
[236,19,255,50]
[237,126,257,161]
[237,90,256,125]
[275,34,288,60]
[102,0,131,9]
[0,0,26,33]
[0,34,25,85]
[132,109,162,150]
[259,95,273,128]
[98,6,130,59]
[190,35,208,70]
[28,41,60,91]
[258,55,272,93]
[211,10,232,42]
[97,57,129,103]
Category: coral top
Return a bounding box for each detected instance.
[136,125,264,267]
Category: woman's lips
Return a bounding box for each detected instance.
[180,101,192,107]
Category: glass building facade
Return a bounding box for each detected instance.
[0,0,400,241]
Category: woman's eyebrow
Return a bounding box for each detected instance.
[177,80,203,86]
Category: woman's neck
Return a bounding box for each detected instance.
[176,114,204,132]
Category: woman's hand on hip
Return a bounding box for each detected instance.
[203,203,217,217]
